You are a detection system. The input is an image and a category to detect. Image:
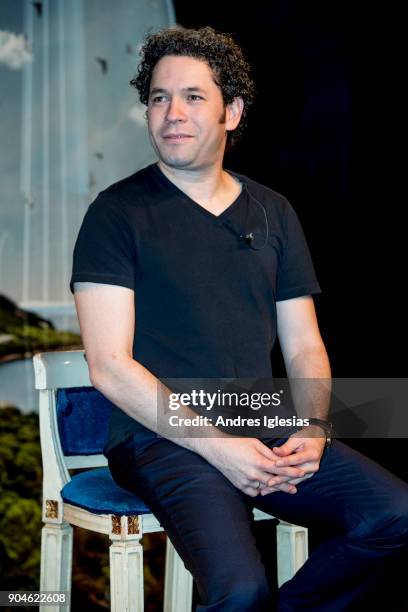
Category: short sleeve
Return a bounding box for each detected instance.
[275,201,321,301]
[69,194,137,294]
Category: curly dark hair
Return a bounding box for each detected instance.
[130,25,256,149]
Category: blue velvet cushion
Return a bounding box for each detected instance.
[61,467,151,515]
[57,388,153,516]
[56,387,113,455]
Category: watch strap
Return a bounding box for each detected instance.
[307,418,333,447]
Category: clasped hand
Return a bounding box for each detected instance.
[207,428,326,497]
[258,427,326,496]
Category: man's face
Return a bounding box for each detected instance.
[146,54,241,171]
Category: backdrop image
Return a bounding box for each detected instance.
[1,1,406,610]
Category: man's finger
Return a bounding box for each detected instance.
[274,450,318,467]
[287,472,316,485]
[267,475,295,486]
[269,469,317,487]
[243,485,261,497]
[256,440,279,460]
[264,465,305,479]
[272,438,304,456]
[260,482,298,495]
[259,461,305,479]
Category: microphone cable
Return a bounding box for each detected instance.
[239,181,269,251]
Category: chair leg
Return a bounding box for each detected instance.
[40,522,73,612]
[163,537,193,612]
[109,539,144,612]
[276,521,309,587]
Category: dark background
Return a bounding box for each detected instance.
[173,2,407,608]
[172,0,405,463]
[173,0,403,378]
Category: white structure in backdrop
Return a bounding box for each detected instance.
[0,0,175,332]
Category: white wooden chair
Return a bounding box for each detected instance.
[34,349,308,612]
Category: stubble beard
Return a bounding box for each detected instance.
[148,106,227,170]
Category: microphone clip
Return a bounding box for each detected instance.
[241,232,254,245]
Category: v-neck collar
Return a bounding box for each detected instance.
[150,162,246,222]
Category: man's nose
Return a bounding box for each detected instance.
[165,97,187,122]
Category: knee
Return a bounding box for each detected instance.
[383,503,408,546]
[204,576,272,611]
[228,579,271,610]
[352,495,408,551]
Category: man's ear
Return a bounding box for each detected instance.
[226,96,244,131]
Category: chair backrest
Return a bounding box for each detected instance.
[56,387,113,456]
[33,350,115,473]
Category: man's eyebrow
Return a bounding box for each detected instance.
[149,86,207,95]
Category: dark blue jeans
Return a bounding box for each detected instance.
[107,435,408,611]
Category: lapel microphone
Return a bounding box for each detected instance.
[221,178,269,250]
[238,182,269,250]
[241,231,255,245]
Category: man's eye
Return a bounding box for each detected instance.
[151,96,167,103]
[188,95,203,101]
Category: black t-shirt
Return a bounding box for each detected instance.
[70,162,321,454]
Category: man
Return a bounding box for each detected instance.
[70,26,408,611]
